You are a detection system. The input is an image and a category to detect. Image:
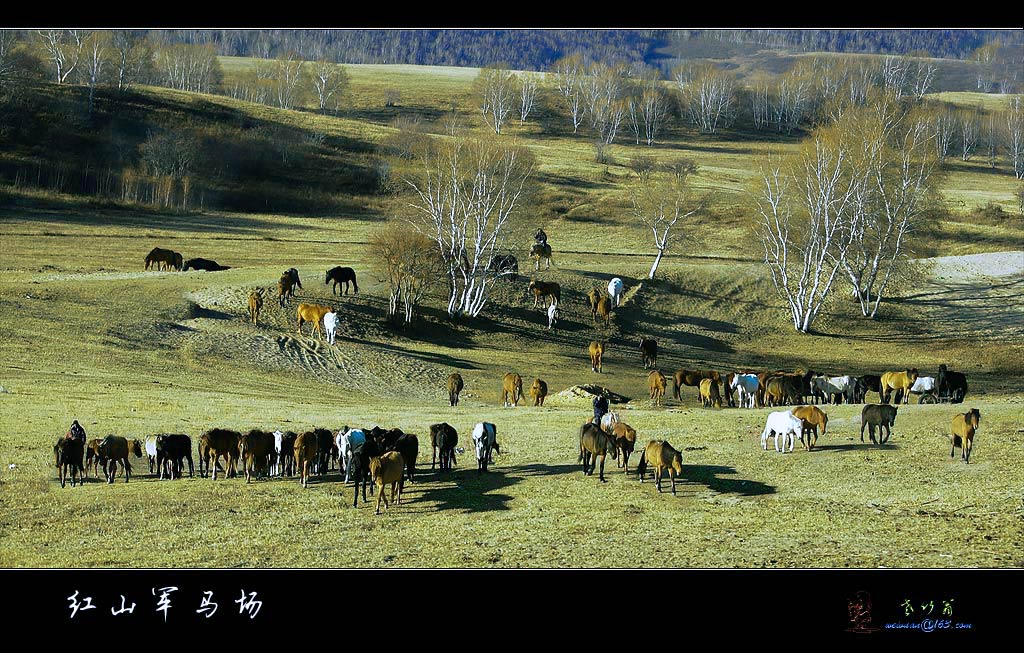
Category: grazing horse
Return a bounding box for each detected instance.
[430,423,458,471]
[348,439,382,507]
[239,430,275,483]
[294,431,318,488]
[325,266,359,295]
[950,409,980,463]
[182,258,229,272]
[607,277,624,307]
[199,428,240,480]
[296,303,335,340]
[586,288,601,319]
[145,247,181,271]
[530,378,548,406]
[699,378,722,408]
[528,280,560,309]
[636,440,684,495]
[791,406,828,451]
[861,405,897,445]
[502,373,523,407]
[638,338,658,369]
[447,373,464,407]
[881,369,919,405]
[731,373,759,409]
[323,311,339,345]
[85,438,104,478]
[530,242,552,270]
[247,289,264,326]
[487,255,519,282]
[472,422,499,473]
[648,370,667,406]
[578,422,616,482]
[595,296,612,325]
[610,422,637,473]
[54,437,85,488]
[370,452,406,514]
[760,411,803,453]
[278,268,302,307]
[672,369,720,402]
[589,341,605,373]
[547,303,559,330]
[312,428,336,475]
[156,433,194,479]
[98,436,143,483]
[856,375,883,403]
[144,434,159,474]
[335,427,365,482]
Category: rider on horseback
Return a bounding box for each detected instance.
[534,228,548,247]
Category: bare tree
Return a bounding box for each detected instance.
[516,71,540,124]
[752,126,859,333]
[553,54,586,133]
[959,108,980,161]
[111,31,151,92]
[983,111,1000,169]
[404,135,534,317]
[635,76,667,145]
[271,52,305,110]
[0,30,21,87]
[309,59,349,113]
[154,43,221,93]
[880,56,909,99]
[370,222,440,324]
[82,31,108,115]
[629,159,707,279]
[1006,96,1024,179]
[772,65,815,134]
[476,66,516,134]
[37,29,84,84]
[910,58,937,100]
[677,63,736,135]
[931,103,957,162]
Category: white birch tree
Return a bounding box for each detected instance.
[629,160,707,280]
[37,29,84,85]
[517,71,539,124]
[476,66,516,134]
[553,54,586,134]
[309,59,349,113]
[1005,96,1024,179]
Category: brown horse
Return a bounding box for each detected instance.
[610,422,637,473]
[586,288,601,319]
[239,429,275,483]
[447,373,464,407]
[530,378,548,406]
[636,440,685,495]
[54,437,85,488]
[199,428,240,480]
[429,423,458,470]
[528,280,560,308]
[672,369,721,402]
[589,341,605,373]
[370,451,406,514]
[247,289,264,326]
[145,247,181,271]
[951,408,980,463]
[294,431,318,488]
[502,373,523,407]
[648,370,667,406]
[595,296,612,325]
[578,422,616,482]
[791,405,828,451]
[85,438,104,478]
[296,303,335,339]
[530,242,552,270]
[881,369,919,405]
[98,436,143,484]
[699,378,722,408]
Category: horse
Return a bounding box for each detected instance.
[294,431,318,488]
[856,375,883,403]
[370,452,406,515]
[182,258,229,272]
[54,437,85,488]
[156,433,194,479]
[98,435,143,483]
[471,422,499,473]
[636,440,684,494]
[731,373,759,409]
[610,422,637,473]
[673,369,720,402]
[791,405,827,451]
[760,411,803,453]
[547,303,559,330]
[297,303,335,340]
[608,277,624,307]
[950,409,980,463]
[578,422,616,482]
[325,266,359,295]
[598,410,620,434]
[937,365,968,403]
[502,373,523,407]
[699,378,722,408]
[528,280,560,309]
[595,296,612,325]
[589,341,605,373]
[247,289,264,326]
[85,438,105,478]
[335,427,365,482]
[861,404,897,445]
[881,369,919,405]
[144,247,180,271]
[648,370,667,406]
[348,439,382,507]
[447,373,464,407]
[530,378,548,406]
[430,423,458,471]
[530,242,552,270]
[278,268,302,307]
[199,428,240,480]
[639,338,657,369]
[586,288,601,319]
[323,311,339,345]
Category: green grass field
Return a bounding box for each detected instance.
[1,61,1022,568]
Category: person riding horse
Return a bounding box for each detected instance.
[592,394,609,423]
[66,420,86,443]
[534,228,548,247]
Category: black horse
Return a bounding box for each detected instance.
[937,365,968,403]
[183,258,230,272]
[156,433,194,479]
[325,266,359,295]
[349,439,382,508]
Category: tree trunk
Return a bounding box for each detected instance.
[648,248,665,280]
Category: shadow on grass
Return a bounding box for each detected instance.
[679,464,775,497]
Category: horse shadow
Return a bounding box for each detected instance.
[814,443,901,452]
[679,464,775,497]
[404,468,519,514]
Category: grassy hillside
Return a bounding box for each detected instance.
[1,61,1022,568]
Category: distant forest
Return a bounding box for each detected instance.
[147,29,1023,71]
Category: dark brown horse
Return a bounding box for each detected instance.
[54,437,85,488]
[447,373,464,407]
[199,428,240,480]
[325,266,359,295]
[145,247,182,271]
[578,422,617,482]
[430,423,458,470]
[98,436,143,484]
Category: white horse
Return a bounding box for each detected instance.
[270,430,284,476]
[608,277,624,308]
[761,410,803,453]
[828,375,857,404]
[323,311,338,345]
[547,303,558,330]
[471,422,499,472]
[335,427,365,483]
[599,410,620,433]
[731,373,759,409]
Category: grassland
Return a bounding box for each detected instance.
[1,62,1022,568]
